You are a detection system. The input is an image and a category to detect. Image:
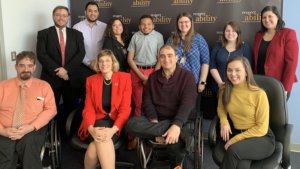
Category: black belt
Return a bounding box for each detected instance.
[137,65,155,69]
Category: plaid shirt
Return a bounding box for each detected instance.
[167,33,210,83]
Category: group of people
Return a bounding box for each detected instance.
[0,1,298,169]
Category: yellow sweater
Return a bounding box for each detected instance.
[217,82,269,144]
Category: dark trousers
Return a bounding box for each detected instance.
[0,126,47,169]
[126,116,192,168]
[220,128,275,169]
[52,81,78,134]
[79,63,96,100]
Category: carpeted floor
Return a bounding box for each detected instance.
[59,138,300,169]
[57,119,300,169]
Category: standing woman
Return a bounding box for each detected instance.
[253,6,298,99]
[167,12,210,111]
[218,56,275,169]
[78,50,132,169]
[103,18,129,72]
[210,21,253,93]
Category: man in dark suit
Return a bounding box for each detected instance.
[36,5,85,131]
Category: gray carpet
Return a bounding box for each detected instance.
[58,119,300,169]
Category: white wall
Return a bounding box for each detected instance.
[0,0,68,79]
[283,1,300,149]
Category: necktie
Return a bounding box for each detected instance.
[13,85,25,128]
[59,29,65,66]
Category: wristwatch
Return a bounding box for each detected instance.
[200,81,206,85]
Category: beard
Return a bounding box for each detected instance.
[19,72,32,80]
[86,17,97,23]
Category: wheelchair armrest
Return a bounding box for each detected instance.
[280,124,293,169]
[208,116,219,147]
[65,107,81,138]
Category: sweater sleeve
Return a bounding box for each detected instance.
[173,72,197,128]
[142,74,158,121]
[230,90,269,144]
[217,88,229,127]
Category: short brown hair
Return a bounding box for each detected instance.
[16,51,36,65]
[52,6,70,16]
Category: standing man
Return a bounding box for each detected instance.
[36,6,85,131]
[126,44,197,169]
[0,51,56,169]
[73,1,107,99]
[127,15,164,117]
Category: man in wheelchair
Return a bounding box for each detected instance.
[126,44,197,169]
[0,51,57,169]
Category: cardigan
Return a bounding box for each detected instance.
[253,28,299,92]
[78,72,132,140]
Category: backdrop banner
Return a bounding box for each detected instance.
[70,0,282,117]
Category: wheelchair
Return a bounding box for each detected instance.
[17,119,61,169]
[65,105,135,169]
[136,112,203,169]
[208,75,293,169]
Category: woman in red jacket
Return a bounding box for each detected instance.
[253,6,299,99]
[78,49,132,169]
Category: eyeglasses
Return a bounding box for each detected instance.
[54,14,69,18]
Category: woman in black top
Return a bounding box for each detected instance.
[103,18,129,72]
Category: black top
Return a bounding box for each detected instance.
[102,80,112,113]
[257,39,271,75]
[103,37,129,72]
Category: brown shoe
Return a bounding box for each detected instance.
[127,137,138,150]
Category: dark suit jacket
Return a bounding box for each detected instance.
[253,28,298,92]
[103,37,129,72]
[36,26,85,88]
[78,72,132,140]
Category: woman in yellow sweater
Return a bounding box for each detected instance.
[218,56,275,169]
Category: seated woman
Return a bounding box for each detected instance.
[78,49,132,169]
[218,56,275,169]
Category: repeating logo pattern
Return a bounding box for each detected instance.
[70,0,282,47]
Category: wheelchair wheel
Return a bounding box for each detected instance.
[50,120,62,169]
[137,139,153,169]
[194,117,203,169]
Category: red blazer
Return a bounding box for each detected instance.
[78,72,132,140]
[253,28,299,92]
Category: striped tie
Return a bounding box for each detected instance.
[12,84,25,128]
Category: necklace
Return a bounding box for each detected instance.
[103,79,112,85]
